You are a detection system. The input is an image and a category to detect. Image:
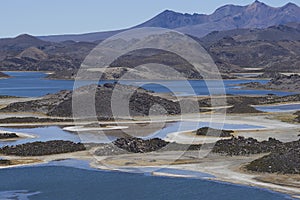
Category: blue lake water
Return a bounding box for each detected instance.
[254,103,300,112]
[0,126,81,148]
[0,121,264,147]
[0,71,295,97]
[0,71,297,200]
[0,160,295,200]
[145,121,264,139]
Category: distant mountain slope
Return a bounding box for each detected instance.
[38,30,125,43]
[38,1,300,42]
[200,23,300,47]
[176,1,300,37]
[0,34,97,71]
[0,34,51,50]
[1,22,300,75]
[201,37,300,72]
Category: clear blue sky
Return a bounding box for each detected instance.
[1,0,299,38]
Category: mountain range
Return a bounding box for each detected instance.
[0,1,299,77]
[38,1,300,42]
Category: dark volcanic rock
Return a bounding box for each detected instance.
[113,137,169,153]
[0,117,73,124]
[0,133,19,139]
[256,71,283,79]
[0,72,9,79]
[0,140,86,156]
[196,127,234,137]
[213,136,283,156]
[226,103,262,114]
[242,74,300,91]
[1,83,181,119]
[94,141,202,156]
[246,140,300,174]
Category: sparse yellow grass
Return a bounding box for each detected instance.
[271,113,297,123]
[0,159,41,166]
[100,157,201,166]
[255,174,300,188]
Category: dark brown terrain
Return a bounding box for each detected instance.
[242,74,300,91]
[0,140,86,156]
[0,83,182,118]
[0,2,299,79]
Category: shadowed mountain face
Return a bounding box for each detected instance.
[38,1,300,42]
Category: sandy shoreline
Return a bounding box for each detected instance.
[0,130,36,141]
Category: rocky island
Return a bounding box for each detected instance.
[242,74,300,92]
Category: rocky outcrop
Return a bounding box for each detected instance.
[0,83,182,119]
[113,137,169,153]
[94,138,202,156]
[256,71,282,79]
[242,74,300,91]
[0,72,9,79]
[212,136,283,156]
[0,90,72,114]
[0,133,19,139]
[0,117,73,124]
[246,140,300,174]
[226,103,262,114]
[196,127,233,137]
[0,140,86,156]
